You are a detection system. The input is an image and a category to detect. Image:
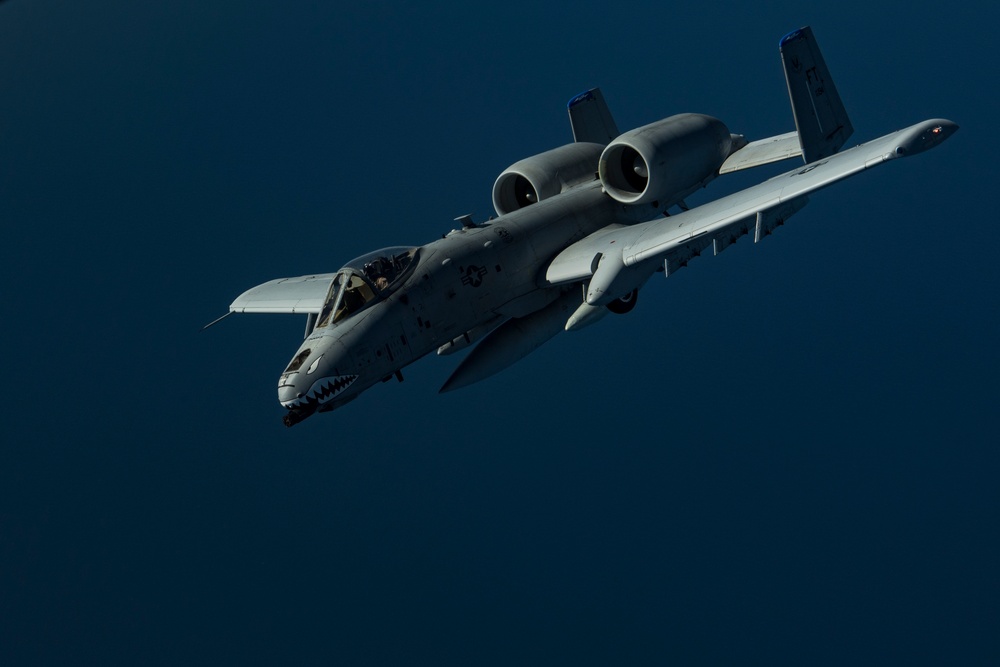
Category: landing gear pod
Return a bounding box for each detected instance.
[606,289,638,314]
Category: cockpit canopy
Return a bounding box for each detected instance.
[315,246,417,329]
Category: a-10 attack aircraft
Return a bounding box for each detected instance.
[212,27,957,426]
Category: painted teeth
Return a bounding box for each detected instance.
[282,374,359,408]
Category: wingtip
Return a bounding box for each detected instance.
[892,119,960,158]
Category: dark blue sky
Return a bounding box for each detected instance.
[2,1,997,664]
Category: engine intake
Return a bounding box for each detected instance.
[599,113,733,206]
[493,142,603,216]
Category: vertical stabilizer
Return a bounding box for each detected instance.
[567,88,620,145]
[780,26,853,163]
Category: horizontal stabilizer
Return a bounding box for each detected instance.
[780,26,853,163]
[567,88,620,145]
[719,131,802,174]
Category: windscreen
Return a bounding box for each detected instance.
[314,247,417,330]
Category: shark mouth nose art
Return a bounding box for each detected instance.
[281,374,359,409]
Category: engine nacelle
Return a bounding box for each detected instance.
[492,142,604,216]
[599,113,733,206]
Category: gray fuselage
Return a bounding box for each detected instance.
[278,181,627,416]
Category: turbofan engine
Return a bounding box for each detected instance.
[599,113,733,207]
[492,142,604,216]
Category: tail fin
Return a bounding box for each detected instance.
[780,26,853,163]
[567,88,620,145]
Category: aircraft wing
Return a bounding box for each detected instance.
[229,274,336,314]
[545,118,957,299]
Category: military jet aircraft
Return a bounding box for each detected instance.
[213,27,957,426]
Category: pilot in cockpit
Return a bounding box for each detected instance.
[363,256,395,292]
[314,248,416,330]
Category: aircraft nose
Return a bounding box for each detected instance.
[277,348,325,407]
[278,379,304,406]
[274,338,361,416]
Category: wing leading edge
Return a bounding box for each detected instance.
[545,118,958,297]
